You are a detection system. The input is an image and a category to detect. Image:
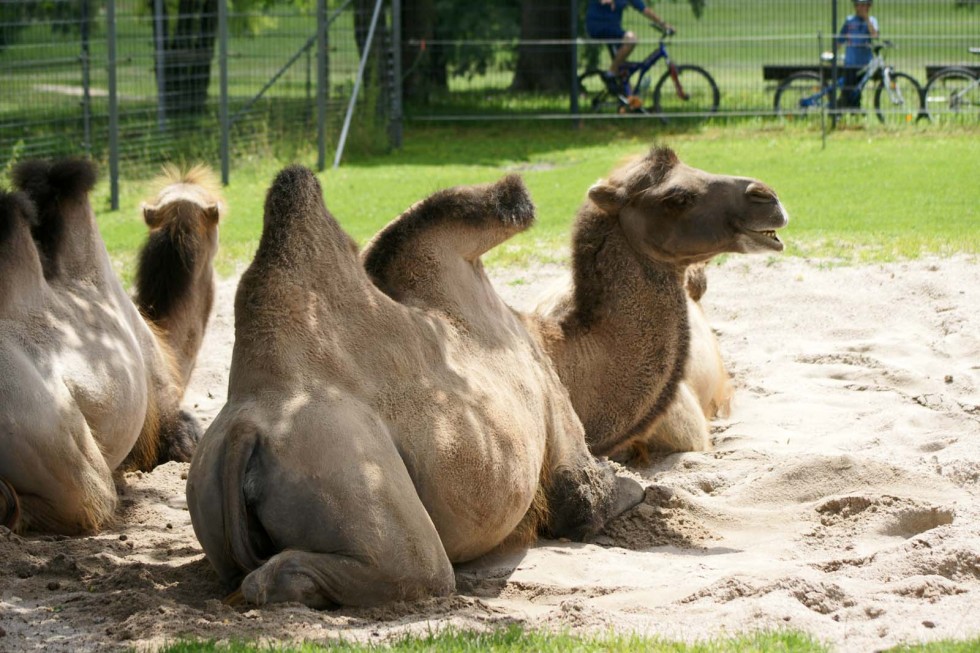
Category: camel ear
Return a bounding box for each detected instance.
[142,203,162,228]
[204,204,220,226]
[588,182,627,214]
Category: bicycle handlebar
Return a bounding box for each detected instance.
[649,23,675,37]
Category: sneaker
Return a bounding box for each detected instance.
[601,71,623,95]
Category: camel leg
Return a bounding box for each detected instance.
[642,382,711,454]
[155,409,201,465]
[0,477,20,530]
[188,402,455,609]
[0,350,118,534]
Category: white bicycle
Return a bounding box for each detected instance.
[924,47,980,123]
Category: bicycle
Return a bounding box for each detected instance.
[773,40,924,125]
[923,47,980,123]
[577,25,719,122]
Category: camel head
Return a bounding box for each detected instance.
[135,164,223,324]
[587,147,789,266]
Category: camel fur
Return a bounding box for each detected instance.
[186,167,641,609]
[0,160,222,533]
[529,147,788,458]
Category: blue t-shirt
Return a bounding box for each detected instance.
[586,0,647,36]
[837,14,879,67]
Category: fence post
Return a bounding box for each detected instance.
[316,0,328,171]
[80,0,92,156]
[390,0,403,149]
[569,0,579,115]
[107,0,119,210]
[333,0,384,168]
[830,0,839,128]
[153,0,167,131]
[219,0,230,185]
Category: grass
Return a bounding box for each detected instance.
[156,626,829,653]
[87,122,980,282]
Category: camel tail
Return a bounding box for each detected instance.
[221,423,269,574]
[0,477,21,532]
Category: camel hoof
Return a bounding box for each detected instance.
[157,410,203,465]
[223,588,247,607]
[610,475,644,519]
[0,477,21,531]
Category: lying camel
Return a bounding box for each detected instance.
[0,160,222,533]
[186,167,641,609]
[529,147,787,458]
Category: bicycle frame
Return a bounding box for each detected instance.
[615,40,685,100]
[797,45,905,110]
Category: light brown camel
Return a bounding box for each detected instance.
[186,166,641,609]
[0,159,222,533]
[528,147,787,459]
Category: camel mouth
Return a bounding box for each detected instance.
[738,225,785,252]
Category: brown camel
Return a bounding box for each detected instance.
[186,166,641,609]
[0,159,222,533]
[528,147,787,458]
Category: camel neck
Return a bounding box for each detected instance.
[552,211,690,455]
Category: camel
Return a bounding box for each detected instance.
[0,159,222,534]
[186,166,642,609]
[527,146,787,459]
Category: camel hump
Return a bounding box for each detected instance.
[0,188,38,248]
[11,158,98,278]
[363,174,535,290]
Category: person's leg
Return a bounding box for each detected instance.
[610,31,637,75]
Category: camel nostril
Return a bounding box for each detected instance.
[746,182,777,203]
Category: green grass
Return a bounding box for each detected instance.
[156,626,828,653]
[87,122,980,283]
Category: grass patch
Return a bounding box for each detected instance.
[157,626,828,652]
[84,122,979,281]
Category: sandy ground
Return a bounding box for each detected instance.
[2,255,979,652]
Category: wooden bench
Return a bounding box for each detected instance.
[763,65,867,82]
[926,65,980,80]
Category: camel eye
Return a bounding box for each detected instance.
[659,187,696,211]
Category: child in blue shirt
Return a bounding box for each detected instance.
[586,0,673,94]
[836,0,879,108]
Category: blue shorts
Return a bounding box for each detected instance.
[586,21,627,42]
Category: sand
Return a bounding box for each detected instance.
[1,255,979,652]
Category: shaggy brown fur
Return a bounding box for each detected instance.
[530,146,788,457]
[187,168,641,609]
[0,159,222,534]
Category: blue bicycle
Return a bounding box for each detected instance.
[577,25,719,121]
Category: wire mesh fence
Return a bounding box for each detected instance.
[1,0,394,203]
[2,0,978,198]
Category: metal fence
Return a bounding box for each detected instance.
[2,0,978,201]
[402,0,979,122]
[1,0,395,205]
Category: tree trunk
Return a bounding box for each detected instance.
[511,1,573,93]
[400,0,446,102]
[151,0,218,118]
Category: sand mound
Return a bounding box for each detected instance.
[2,256,979,652]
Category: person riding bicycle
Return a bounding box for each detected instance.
[585,0,674,95]
[836,0,879,109]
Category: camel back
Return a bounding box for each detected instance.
[0,189,37,249]
[12,159,98,280]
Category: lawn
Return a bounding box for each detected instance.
[84,122,980,281]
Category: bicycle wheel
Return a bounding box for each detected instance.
[924,68,980,124]
[773,71,825,120]
[874,72,924,125]
[651,65,719,121]
[577,69,619,114]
